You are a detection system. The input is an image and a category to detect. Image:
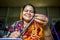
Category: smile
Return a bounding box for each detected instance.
[24,14,31,18]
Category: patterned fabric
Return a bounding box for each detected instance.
[7,20,23,37]
[23,21,43,40]
[7,20,43,40]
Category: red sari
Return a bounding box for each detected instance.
[23,21,43,40]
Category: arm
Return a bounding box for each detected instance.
[34,14,54,40]
[43,24,54,40]
[9,21,21,38]
[7,21,22,38]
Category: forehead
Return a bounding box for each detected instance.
[24,5,34,10]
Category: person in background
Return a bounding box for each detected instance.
[5,4,53,40]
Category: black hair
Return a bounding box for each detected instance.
[22,4,35,13]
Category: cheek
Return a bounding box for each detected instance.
[31,13,34,17]
[22,12,25,15]
[22,12,25,17]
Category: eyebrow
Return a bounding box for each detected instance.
[24,9,34,11]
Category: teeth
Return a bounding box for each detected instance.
[25,14,30,17]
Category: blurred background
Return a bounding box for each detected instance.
[0,0,60,40]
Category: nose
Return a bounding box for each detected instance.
[27,11,30,14]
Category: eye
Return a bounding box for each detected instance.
[30,11,34,13]
[24,10,28,12]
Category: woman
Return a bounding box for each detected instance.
[6,4,53,40]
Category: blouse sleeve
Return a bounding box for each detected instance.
[7,20,23,37]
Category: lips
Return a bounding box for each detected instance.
[24,14,31,18]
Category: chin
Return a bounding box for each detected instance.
[25,19,31,21]
[24,18,32,22]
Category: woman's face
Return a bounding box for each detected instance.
[22,5,34,22]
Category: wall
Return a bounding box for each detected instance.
[0,7,60,37]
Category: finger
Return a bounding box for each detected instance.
[35,17,44,22]
[13,31,20,37]
[35,17,47,22]
[35,18,48,25]
[35,15,48,22]
[35,14,46,17]
[9,33,15,38]
[14,34,19,38]
[35,18,45,24]
[35,14,48,21]
[23,35,27,38]
[9,31,20,38]
[9,34,19,38]
[16,31,20,35]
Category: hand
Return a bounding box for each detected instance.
[35,14,48,26]
[22,35,27,39]
[9,31,20,38]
